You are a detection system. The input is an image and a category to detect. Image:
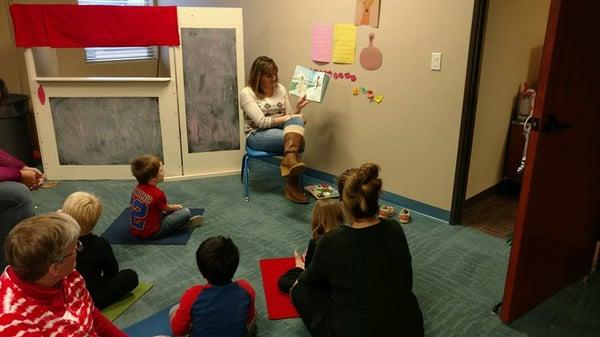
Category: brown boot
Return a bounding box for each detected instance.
[280,127,307,177]
[284,176,309,204]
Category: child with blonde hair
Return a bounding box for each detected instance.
[277,199,344,293]
[62,191,138,309]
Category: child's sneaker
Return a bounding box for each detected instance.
[378,205,396,219]
[398,208,411,224]
[182,215,204,229]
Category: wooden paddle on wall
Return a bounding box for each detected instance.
[359,32,382,70]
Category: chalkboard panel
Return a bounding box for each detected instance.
[182,28,240,153]
[50,97,163,165]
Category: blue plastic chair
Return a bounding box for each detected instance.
[241,144,282,202]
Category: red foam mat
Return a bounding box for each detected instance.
[259,257,300,320]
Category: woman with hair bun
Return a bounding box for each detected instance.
[291,163,424,337]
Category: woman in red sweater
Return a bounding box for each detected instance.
[0,212,126,337]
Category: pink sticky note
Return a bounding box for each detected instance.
[312,24,333,63]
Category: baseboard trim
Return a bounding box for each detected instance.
[256,157,450,223]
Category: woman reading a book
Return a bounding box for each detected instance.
[291,163,424,337]
[240,56,310,204]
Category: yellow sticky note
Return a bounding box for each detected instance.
[352,87,360,95]
[374,95,384,103]
[332,24,356,64]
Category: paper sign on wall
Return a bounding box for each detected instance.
[354,0,380,27]
[332,24,356,64]
[312,24,332,63]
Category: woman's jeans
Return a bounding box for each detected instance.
[0,181,33,269]
[246,117,304,153]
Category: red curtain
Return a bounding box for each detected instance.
[10,4,180,48]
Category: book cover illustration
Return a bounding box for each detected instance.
[304,184,339,199]
[288,65,330,103]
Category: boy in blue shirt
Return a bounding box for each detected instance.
[170,236,256,337]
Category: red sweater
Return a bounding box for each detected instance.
[0,267,126,337]
[130,184,168,238]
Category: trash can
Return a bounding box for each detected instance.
[0,93,34,165]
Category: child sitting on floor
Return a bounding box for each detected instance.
[170,236,256,337]
[61,191,139,309]
[129,154,203,238]
[277,199,345,293]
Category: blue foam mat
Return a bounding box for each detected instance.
[101,208,205,245]
[124,305,173,337]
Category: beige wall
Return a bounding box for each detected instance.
[150,0,476,211]
[0,1,28,95]
[2,0,479,212]
[239,0,474,211]
[466,0,550,199]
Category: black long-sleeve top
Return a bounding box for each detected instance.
[76,233,119,291]
[304,238,317,268]
[298,218,424,337]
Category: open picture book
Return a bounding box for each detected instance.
[288,65,331,103]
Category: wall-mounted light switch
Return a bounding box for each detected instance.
[431,52,442,71]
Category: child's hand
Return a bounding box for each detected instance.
[294,249,305,269]
[170,204,183,211]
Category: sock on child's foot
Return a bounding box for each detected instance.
[182,215,204,229]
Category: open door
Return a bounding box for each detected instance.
[500,0,600,322]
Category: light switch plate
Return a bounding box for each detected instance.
[431,52,442,71]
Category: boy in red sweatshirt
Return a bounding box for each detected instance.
[129,154,203,238]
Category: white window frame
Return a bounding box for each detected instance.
[78,0,156,63]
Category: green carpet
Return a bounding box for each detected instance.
[30,160,599,336]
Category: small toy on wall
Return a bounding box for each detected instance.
[353,86,384,104]
[359,33,382,70]
[309,68,357,82]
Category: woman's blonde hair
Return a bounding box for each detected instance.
[341,163,382,222]
[311,199,344,239]
[5,212,80,282]
[247,56,278,99]
[62,191,102,233]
